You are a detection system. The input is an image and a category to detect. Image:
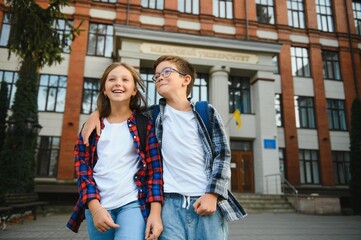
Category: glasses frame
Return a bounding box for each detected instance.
[152,67,186,83]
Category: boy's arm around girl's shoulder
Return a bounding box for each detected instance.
[144,117,164,204]
[206,104,232,199]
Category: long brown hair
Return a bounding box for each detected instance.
[97,62,147,117]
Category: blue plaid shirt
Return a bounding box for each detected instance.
[146,98,246,221]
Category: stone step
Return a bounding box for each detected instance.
[242,202,293,208]
[245,208,296,213]
[233,193,296,213]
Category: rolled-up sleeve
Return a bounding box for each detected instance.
[74,133,101,205]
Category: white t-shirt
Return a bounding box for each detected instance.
[94,118,138,210]
[162,104,208,196]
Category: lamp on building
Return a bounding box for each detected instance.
[26,117,43,135]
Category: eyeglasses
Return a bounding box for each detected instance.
[152,67,186,83]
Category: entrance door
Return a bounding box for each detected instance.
[231,151,254,192]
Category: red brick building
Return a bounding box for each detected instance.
[0,0,360,202]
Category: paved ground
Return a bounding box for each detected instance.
[1,211,361,240]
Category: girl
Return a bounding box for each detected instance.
[67,63,163,240]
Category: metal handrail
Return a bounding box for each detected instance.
[265,173,298,194]
[265,173,299,211]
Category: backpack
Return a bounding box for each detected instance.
[152,101,212,144]
[135,112,149,153]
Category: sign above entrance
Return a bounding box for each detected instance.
[141,43,258,64]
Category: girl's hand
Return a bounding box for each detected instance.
[81,111,101,146]
[92,207,119,232]
[145,203,163,239]
[193,193,218,216]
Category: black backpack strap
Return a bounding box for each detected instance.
[135,112,149,153]
[152,104,160,123]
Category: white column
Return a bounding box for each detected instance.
[209,66,230,126]
[251,71,281,194]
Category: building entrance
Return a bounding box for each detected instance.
[230,150,254,193]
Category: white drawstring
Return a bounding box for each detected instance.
[182,195,191,209]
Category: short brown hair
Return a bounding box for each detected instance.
[97,62,146,117]
[153,55,196,96]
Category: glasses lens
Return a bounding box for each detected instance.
[163,68,173,78]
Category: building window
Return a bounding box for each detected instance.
[353,1,361,35]
[0,70,18,108]
[273,55,279,74]
[322,50,341,80]
[291,46,311,77]
[213,0,233,19]
[316,0,334,32]
[287,0,305,28]
[256,0,275,24]
[141,0,164,9]
[299,149,320,184]
[294,96,316,129]
[228,76,251,114]
[279,148,286,178]
[38,74,67,112]
[178,0,199,14]
[332,151,351,185]
[92,0,117,3]
[36,136,60,178]
[190,73,208,102]
[275,94,283,127]
[87,23,114,57]
[140,68,161,106]
[327,99,347,131]
[0,13,11,47]
[52,19,73,53]
[82,78,100,115]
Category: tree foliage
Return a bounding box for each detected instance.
[7,0,82,67]
[0,81,8,151]
[350,97,361,214]
[0,56,38,194]
[0,0,82,195]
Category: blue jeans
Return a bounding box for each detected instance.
[159,193,228,240]
[85,200,145,240]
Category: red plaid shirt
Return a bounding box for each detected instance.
[67,112,163,233]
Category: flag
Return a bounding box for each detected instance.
[233,106,242,129]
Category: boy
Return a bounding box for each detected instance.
[83,55,246,239]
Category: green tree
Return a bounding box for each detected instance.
[0,0,81,195]
[350,98,361,214]
[0,81,8,150]
[0,57,38,193]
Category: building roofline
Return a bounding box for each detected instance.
[114,25,282,54]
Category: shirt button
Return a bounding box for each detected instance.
[140,189,143,192]
[129,124,132,127]
[143,164,146,167]
[134,176,138,179]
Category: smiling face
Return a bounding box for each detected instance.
[103,65,137,106]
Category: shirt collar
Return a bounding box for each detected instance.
[100,111,137,128]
